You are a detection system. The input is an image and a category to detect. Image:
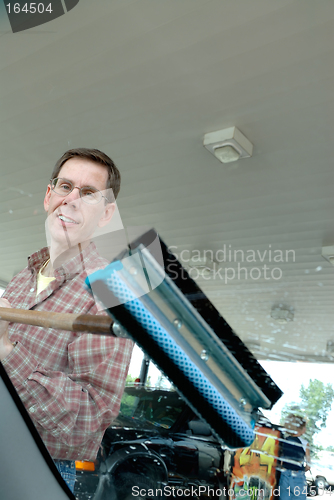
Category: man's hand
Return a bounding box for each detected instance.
[0,298,14,360]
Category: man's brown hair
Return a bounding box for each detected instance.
[51,148,121,201]
[284,413,307,434]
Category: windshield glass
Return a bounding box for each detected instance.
[0,2,333,500]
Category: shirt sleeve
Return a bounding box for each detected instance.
[2,330,133,451]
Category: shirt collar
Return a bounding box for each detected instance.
[28,242,100,280]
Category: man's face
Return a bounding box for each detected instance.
[44,157,115,250]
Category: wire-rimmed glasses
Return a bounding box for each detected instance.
[50,178,110,204]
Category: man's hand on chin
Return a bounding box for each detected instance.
[0,298,14,360]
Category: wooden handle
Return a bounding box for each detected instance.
[0,307,113,335]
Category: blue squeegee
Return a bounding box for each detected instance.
[85,231,282,448]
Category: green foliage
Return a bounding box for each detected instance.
[125,374,136,385]
[120,375,138,416]
[300,380,334,439]
[280,379,334,450]
[155,374,165,389]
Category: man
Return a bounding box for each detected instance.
[279,413,311,500]
[0,148,134,492]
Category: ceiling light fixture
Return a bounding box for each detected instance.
[321,245,334,266]
[326,340,334,354]
[271,306,294,324]
[203,126,253,164]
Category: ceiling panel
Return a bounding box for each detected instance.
[0,0,333,363]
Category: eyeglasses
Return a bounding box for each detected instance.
[50,178,110,205]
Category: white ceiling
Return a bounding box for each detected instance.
[0,0,333,364]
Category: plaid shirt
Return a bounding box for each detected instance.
[1,242,133,460]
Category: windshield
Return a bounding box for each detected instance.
[0,2,333,500]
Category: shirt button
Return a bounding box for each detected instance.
[29,407,36,413]
[30,288,34,292]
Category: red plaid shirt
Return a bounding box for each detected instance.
[1,242,133,460]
